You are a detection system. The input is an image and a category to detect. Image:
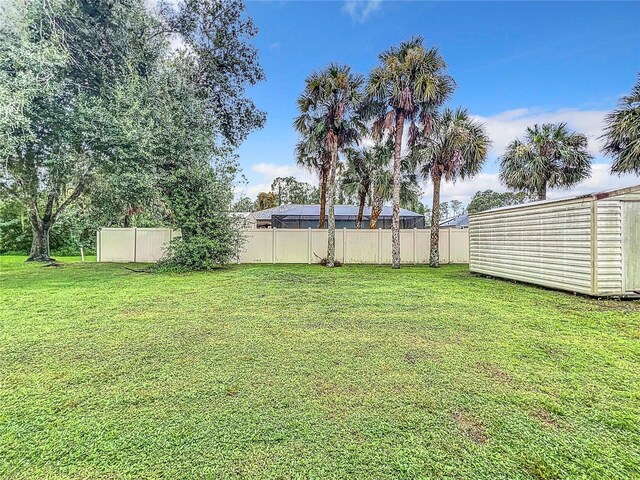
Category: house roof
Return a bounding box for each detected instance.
[253,204,424,220]
[469,185,640,217]
[440,214,469,227]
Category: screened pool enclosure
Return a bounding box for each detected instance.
[254,204,426,229]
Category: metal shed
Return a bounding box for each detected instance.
[469,185,640,297]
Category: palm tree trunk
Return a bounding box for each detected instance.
[537,183,547,201]
[356,189,366,229]
[391,110,404,269]
[429,171,442,268]
[326,146,338,267]
[369,193,383,228]
[318,163,328,228]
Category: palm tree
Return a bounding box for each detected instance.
[500,123,593,201]
[602,76,640,175]
[341,148,374,228]
[367,142,421,228]
[412,108,490,267]
[295,115,331,228]
[341,149,369,228]
[294,64,365,267]
[367,36,454,268]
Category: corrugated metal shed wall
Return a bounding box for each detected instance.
[469,186,640,296]
[469,199,595,295]
[595,200,623,294]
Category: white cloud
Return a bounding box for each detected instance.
[343,0,381,22]
[473,107,608,157]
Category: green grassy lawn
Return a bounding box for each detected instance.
[1,256,639,479]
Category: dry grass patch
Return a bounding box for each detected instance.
[452,410,488,445]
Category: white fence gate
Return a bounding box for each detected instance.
[97,227,469,264]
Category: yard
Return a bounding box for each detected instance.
[1,256,639,479]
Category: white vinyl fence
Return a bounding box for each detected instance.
[97,227,469,264]
[97,228,181,263]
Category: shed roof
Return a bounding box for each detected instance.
[254,204,424,220]
[469,185,640,217]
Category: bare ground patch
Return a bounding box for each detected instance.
[403,348,439,364]
[530,407,560,429]
[475,362,512,383]
[453,410,488,445]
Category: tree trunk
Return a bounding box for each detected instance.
[429,171,442,268]
[318,163,328,228]
[26,215,53,262]
[326,146,338,267]
[22,181,86,262]
[537,183,547,201]
[356,189,366,229]
[391,110,404,269]
[369,193,383,229]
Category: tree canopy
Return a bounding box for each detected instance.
[271,176,319,205]
[0,0,265,268]
[467,190,531,214]
[602,75,640,175]
[499,123,592,201]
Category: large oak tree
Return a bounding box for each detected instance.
[0,0,264,265]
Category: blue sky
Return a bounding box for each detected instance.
[235,0,640,204]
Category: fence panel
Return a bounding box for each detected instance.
[97,227,469,264]
[440,228,451,263]
[449,229,469,263]
[239,229,272,263]
[344,229,379,264]
[310,229,345,263]
[275,229,309,263]
[136,228,172,262]
[98,228,136,262]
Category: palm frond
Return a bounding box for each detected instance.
[601,75,640,175]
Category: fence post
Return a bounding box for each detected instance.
[272,228,276,264]
[343,228,346,264]
[413,228,417,264]
[449,228,452,264]
[133,227,137,263]
[96,229,101,263]
[378,228,382,265]
[308,228,312,264]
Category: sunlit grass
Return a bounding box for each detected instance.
[1,256,638,479]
